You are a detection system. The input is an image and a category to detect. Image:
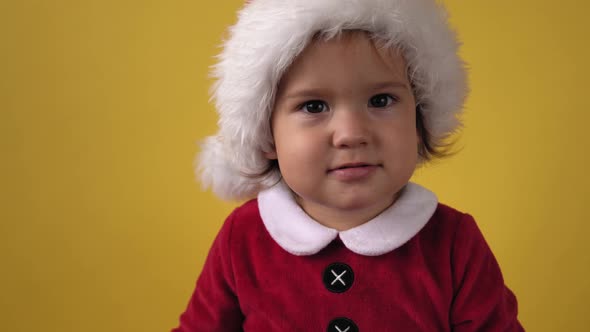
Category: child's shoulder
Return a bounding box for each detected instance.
[433,202,475,223]
[425,202,490,251]
[424,202,482,239]
[227,198,262,222]
[433,202,469,220]
[216,198,266,236]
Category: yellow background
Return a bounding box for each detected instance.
[1,0,588,331]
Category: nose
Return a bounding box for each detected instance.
[330,109,371,148]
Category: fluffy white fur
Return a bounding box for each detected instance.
[258,181,438,256]
[198,0,468,201]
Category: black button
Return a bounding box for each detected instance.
[323,262,354,293]
[327,317,359,332]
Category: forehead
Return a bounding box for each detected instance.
[278,31,410,91]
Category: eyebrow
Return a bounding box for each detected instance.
[370,81,411,91]
[281,81,411,101]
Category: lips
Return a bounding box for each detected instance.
[329,162,375,171]
[328,162,380,181]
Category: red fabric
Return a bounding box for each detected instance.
[172,200,524,331]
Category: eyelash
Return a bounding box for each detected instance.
[298,94,398,113]
[299,100,327,113]
[369,94,397,108]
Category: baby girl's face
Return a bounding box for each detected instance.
[266,32,418,230]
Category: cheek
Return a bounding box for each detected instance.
[403,136,420,169]
[383,126,419,165]
[275,136,320,164]
[274,130,326,180]
[403,134,420,161]
[274,123,321,155]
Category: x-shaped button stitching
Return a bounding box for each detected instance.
[331,269,347,286]
[334,325,350,332]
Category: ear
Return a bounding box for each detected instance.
[415,104,423,144]
[263,149,278,160]
[263,133,278,159]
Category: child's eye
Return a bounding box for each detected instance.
[368,94,396,108]
[299,100,328,113]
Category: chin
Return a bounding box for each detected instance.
[331,195,388,212]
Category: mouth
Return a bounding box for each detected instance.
[328,162,378,172]
[327,162,380,181]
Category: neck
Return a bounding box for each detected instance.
[294,193,399,231]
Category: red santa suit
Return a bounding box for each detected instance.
[172,182,524,331]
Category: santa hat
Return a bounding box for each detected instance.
[197,0,468,201]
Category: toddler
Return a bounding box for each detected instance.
[173,0,524,331]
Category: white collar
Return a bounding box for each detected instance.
[257,181,438,256]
